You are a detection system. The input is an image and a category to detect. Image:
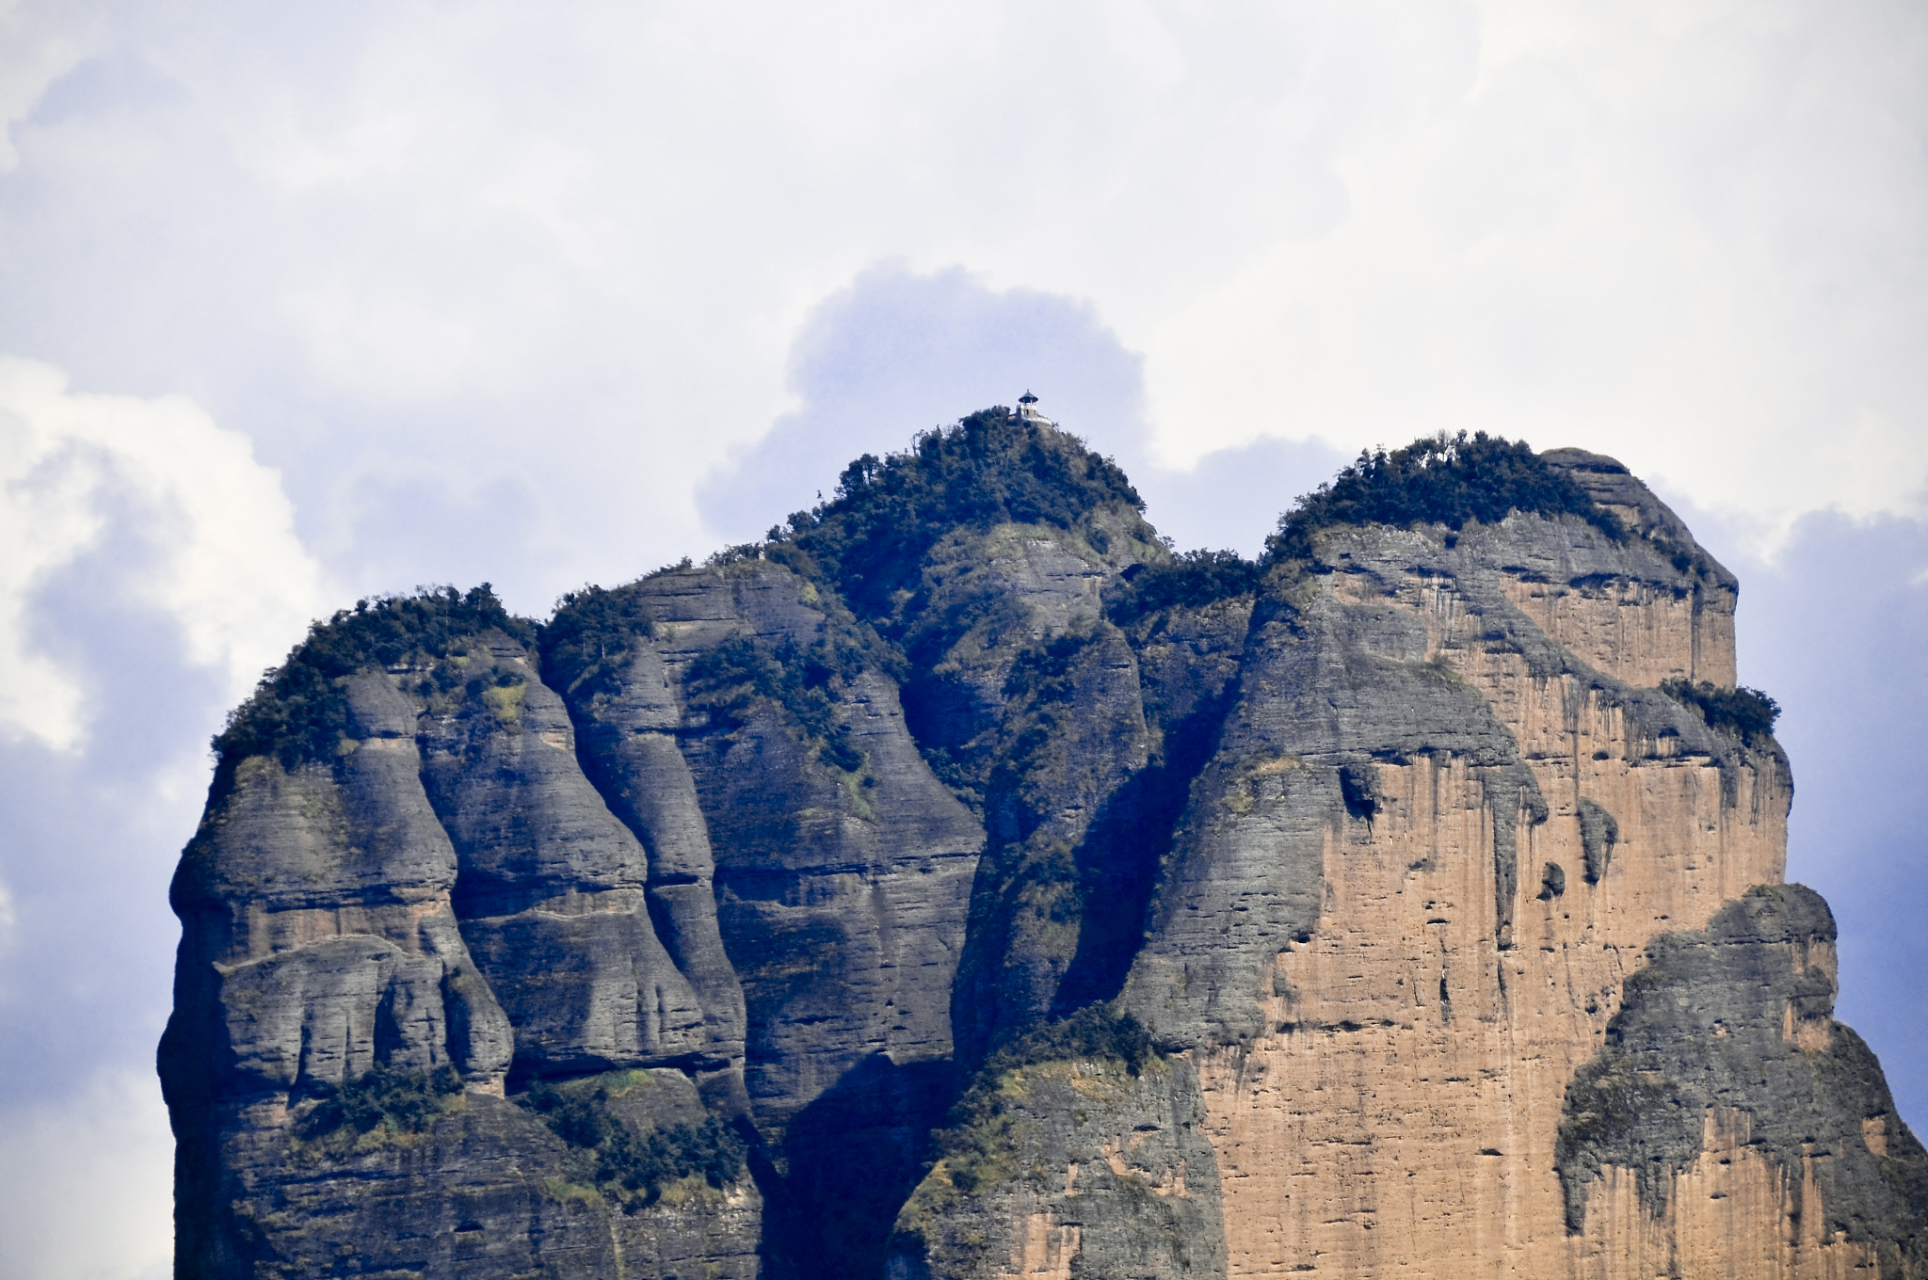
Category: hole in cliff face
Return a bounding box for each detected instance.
[1539,862,1567,900]
[1339,764,1380,824]
[1577,798,1619,884]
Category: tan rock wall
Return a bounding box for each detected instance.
[998,1214,1082,1280]
[1195,554,1790,1279]
[1572,1112,1881,1280]
[1500,575,1736,688]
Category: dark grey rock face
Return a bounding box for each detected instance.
[1577,795,1618,884]
[626,564,985,1136]
[549,561,990,1280]
[548,612,749,1064]
[1541,446,1738,589]
[192,1078,758,1280]
[950,621,1152,1065]
[888,1055,1225,1280]
[1557,884,1928,1268]
[160,613,758,1279]
[417,631,708,1077]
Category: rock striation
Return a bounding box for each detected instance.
[163,415,1925,1279]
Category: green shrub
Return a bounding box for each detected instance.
[214,585,532,776]
[1649,535,1715,580]
[1105,549,1261,626]
[537,584,657,701]
[685,632,868,772]
[1264,431,1625,564]
[999,630,1100,708]
[600,1116,749,1197]
[1659,678,1780,743]
[928,1006,1156,1196]
[770,407,1144,628]
[521,1082,747,1203]
[298,1064,463,1145]
[984,1005,1155,1078]
[706,542,766,568]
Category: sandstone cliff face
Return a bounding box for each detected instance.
[1116,503,1802,1278]
[163,416,1924,1280]
[1560,883,1928,1278]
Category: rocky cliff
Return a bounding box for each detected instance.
[162,413,1926,1279]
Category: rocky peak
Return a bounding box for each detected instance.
[160,420,1923,1280]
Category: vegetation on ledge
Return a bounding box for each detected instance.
[982,1004,1157,1078]
[296,1064,464,1154]
[1265,430,1626,564]
[1105,549,1263,626]
[685,632,869,773]
[213,585,531,777]
[520,1077,747,1205]
[930,1006,1158,1196]
[765,407,1145,627]
[1659,678,1781,744]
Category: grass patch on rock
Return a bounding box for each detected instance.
[519,1074,747,1207]
[293,1064,465,1158]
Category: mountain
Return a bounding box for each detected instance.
[159,407,1928,1279]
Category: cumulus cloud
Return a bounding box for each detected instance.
[0,357,327,750]
[0,1067,172,1280]
[699,262,1349,557]
[1149,0,1928,531]
[0,357,324,1277]
[697,263,1152,544]
[0,0,1921,607]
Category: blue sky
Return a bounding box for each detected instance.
[0,3,1924,1276]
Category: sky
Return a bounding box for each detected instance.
[0,2,1923,1275]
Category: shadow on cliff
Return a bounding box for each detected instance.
[948,662,1246,1069]
[753,1054,955,1280]
[1051,677,1242,1019]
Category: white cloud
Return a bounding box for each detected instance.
[0,4,1916,800]
[1143,0,1928,525]
[0,356,327,751]
[0,0,1915,587]
[0,1067,172,1280]
[0,0,97,170]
